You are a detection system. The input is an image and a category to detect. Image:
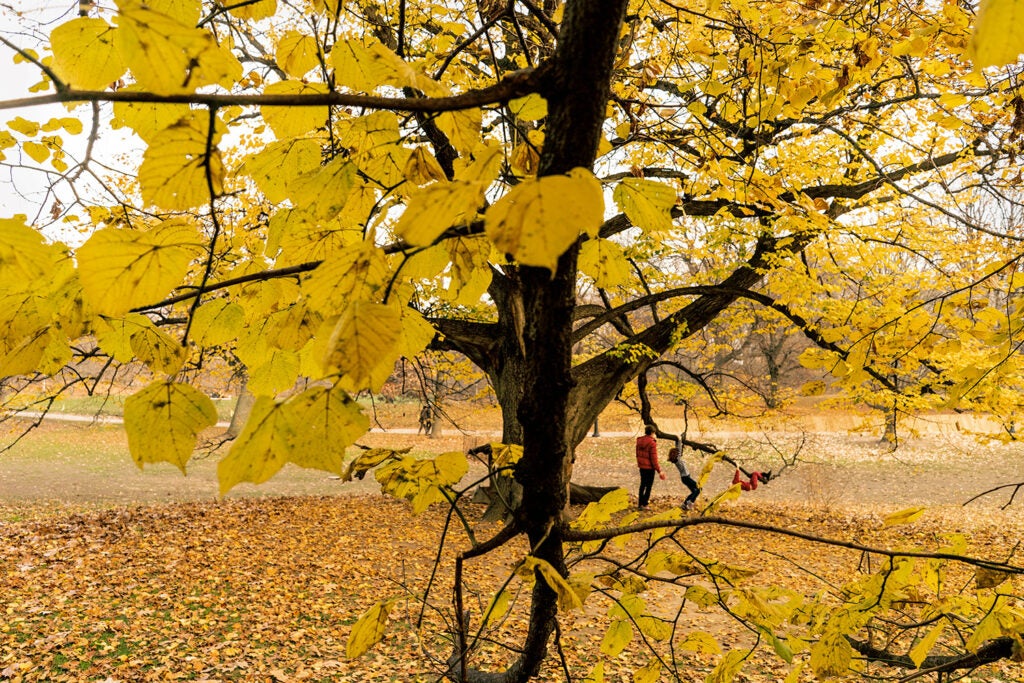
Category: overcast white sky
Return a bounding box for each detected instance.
[0,1,115,234]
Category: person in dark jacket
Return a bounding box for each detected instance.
[635,425,666,509]
[668,442,701,510]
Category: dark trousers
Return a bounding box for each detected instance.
[638,468,655,507]
[680,474,700,505]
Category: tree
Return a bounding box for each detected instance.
[4,0,1024,681]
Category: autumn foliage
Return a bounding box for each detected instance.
[5,0,1024,681]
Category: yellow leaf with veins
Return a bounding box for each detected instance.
[76,219,204,316]
[49,18,126,90]
[276,30,320,77]
[124,381,218,474]
[139,118,223,210]
[485,168,604,271]
[323,302,402,390]
[116,0,241,94]
[261,81,330,138]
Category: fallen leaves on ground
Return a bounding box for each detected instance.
[1,495,1022,682]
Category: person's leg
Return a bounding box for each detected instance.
[638,469,655,507]
[681,474,700,505]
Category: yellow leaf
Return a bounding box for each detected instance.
[346,600,393,659]
[910,622,945,668]
[95,314,153,362]
[446,236,492,306]
[241,138,323,204]
[342,447,409,481]
[116,0,241,94]
[809,631,852,677]
[435,107,482,155]
[49,18,126,90]
[228,0,276,19]
[968,0,1024,68]
[123,381,218,473]
[975,567,1011,590]
[141,0,201,24]
[323,302,402,389]
[484,589,511,627]
[490,443,523,468]
[276,30,320,77]
[613,177,676,232]
[600,619,632,656]
[684,585,719,608]
[331,38,444,96]
[433,450,469,485]
[706,483,742,512]
[485,168,604,272]
[679,631,722,654]
[217,396,291,494]
[7,116,39,137]
[22,141,50,163]
[190,299,244,346]
[130,324,187,374]
[455,143,503,183]
[289,156,358,220]
[579,238,632,288]
[302,239,390,311]
[882,506,926,527]
[521,556,582,611]
[573,488,629,530]
[76,219,204,316]
[508,93,547,121]
[634,659,661,683]
[706,650,747,683]
[112,91,191,142]
[404,146,448,185]
[583,662,605,683]
[248,348,300,396]
[0,327,70,378]
[0,215,58,286]
[637,616,672,641]
[261,80,330,138]
[396,307,437,359]
[395,181,485,246]
[282,384,369,473]
[139,118,224,210]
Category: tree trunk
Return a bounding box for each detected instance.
[225,381,255,439]
[453,1,629,679]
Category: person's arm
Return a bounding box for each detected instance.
[653,442,666,479]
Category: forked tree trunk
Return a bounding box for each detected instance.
[452,1,630,680]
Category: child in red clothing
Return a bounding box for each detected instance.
[733,468,772,491]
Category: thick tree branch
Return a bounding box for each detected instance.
[0,62,552,113]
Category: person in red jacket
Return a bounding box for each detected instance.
[635,425,666,509]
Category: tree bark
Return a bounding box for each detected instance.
[453,0,629,679]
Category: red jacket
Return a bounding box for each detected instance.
[635,435,660,472]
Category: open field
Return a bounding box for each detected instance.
[2,407,1023,682]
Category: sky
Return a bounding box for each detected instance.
[0,1,117,238]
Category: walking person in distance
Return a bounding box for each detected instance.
[635,425,666,510]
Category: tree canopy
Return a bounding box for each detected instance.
[4,0,1024,681]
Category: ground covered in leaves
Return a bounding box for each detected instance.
[2,495,1022,682]
[2,408,1024,681]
